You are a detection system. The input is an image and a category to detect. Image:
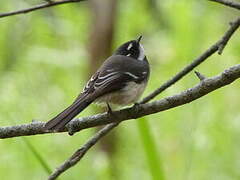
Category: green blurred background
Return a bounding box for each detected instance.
[0,0,240,179]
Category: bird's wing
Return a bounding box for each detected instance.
[80,70,135,101]
[77,55,149,101]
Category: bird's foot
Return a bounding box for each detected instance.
[107,103,113,115]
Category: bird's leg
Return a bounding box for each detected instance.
[106,102,113,114]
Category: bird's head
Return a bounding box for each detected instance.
[114,36,145,60]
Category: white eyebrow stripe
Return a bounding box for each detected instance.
[124,72,139,79]
[126,54,131,57]
[138,43,145,61]
[127,43,133,50]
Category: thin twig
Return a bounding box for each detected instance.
[194,71,206,81]
[217,18,240,54]
[140,17,240,104]
[0,0,86,18]
[209,0,240,10]
[48,122,119,180]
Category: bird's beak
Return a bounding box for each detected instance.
[137,35,143,43]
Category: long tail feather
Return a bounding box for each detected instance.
[44,98,92,131]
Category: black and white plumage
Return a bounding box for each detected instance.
[44,36,150,131]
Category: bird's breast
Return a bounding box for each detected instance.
[95,81,147,106]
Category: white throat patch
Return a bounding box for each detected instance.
[138,43,145,61]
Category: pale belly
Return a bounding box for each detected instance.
[95,81,147,106]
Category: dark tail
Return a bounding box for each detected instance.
[44,98,92,131]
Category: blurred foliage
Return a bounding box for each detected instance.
[0,0,240,179]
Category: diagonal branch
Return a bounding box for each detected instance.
[68,64,240,134]
[140,17,240,103]
[0,0,86,19]
[209,0,240,10]
[47,63,240,179]
[1,63,240,139]
[48,122,119,180]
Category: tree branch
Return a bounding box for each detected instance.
[47,63,240,179]
[140,16,240,103]
[1,64,240,139]
[209,0,240,10]
[48,122,119,180]
[0,0,86,19]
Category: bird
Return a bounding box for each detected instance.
[44,36,150,131]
